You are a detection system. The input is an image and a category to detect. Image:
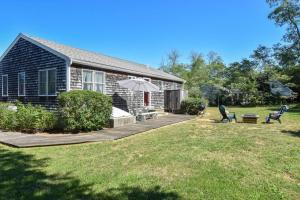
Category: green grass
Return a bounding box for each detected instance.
[1,106,300,200]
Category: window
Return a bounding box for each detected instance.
[159,80,164,91]
[38,69,56,96]
[2,75,8,96]
[83,70,93,90]
[128,75,136,80]
[18,72,26,96]
[82,69,105,93]
[94,71,105,93]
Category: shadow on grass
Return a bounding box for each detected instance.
[281,130,300,137]
[0,148,180,200]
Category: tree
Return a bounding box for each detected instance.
[224,59,260,105]
[251,45,275,70]
[267,0,300,100]
[267,0,300,64]
[159,50,188,79]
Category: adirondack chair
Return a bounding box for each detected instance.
[265,105,289,124]
[219,105,237,122]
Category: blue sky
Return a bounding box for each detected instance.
[0,0,284,67]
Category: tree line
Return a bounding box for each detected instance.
[160,0,300,106]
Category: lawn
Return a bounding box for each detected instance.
[1,106,300,200]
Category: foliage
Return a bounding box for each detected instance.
[15,103,56,133]
[0,103,17,130]
[267,0,300,65]
[58,90,112,132]
[0,102,56,133]
[158,1,300,105]
[180,98,206,115]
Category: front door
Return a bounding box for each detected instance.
[144,92,149,106]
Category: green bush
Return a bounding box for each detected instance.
[0,103,17,130]
[58,90,112,132]
[0,102,56,133]
[181,98,206,115]
[15,103,56,133]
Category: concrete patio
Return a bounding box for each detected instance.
[0,114,195,148]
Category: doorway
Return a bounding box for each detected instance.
[144,92,150,106]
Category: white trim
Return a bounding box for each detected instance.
[0,33,71,63]
[38,68,57,96]
[66,60,72,91]
[1,75,8,97]
[18,72,26,96]
[102,71,106,94]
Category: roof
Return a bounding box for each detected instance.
[1,33,184,82]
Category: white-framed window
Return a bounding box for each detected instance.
[82,69,105,93]
[94,71,105,93]
[18,72,26,96]
[82,70,93,90]
[38,68,56,96]
[2,75,8,96]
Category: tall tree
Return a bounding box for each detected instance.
[267,0,300,100]
[159,50,188,78]
[267,0,300,64]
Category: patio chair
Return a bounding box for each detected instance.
[219,105,237,122]
[265,105,289,124]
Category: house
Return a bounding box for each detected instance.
[0,33,185,113]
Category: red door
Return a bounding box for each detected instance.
[144,92,149,106]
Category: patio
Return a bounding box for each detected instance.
[0,114,195,148]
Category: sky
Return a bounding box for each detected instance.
[0,0,285,67]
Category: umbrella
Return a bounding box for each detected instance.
[117,78,160,92]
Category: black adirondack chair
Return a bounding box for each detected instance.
[219,105,237,122]
[265,105,289,124]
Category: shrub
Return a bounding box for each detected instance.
[58,90,112,132]
[0,102,56,133]
[181,98,206,115]
[0,103,17,130]
[15,103,57,133]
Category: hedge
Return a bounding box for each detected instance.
[181,98,206,115]
[58,90,112,132]
[0,102,56,133]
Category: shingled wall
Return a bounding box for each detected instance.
[0,38,67,109]
[70,66,183,113]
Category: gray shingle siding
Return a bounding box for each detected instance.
[0,38,67,108]
[70,65,183,113]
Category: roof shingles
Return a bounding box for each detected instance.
[24,34,184,82]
